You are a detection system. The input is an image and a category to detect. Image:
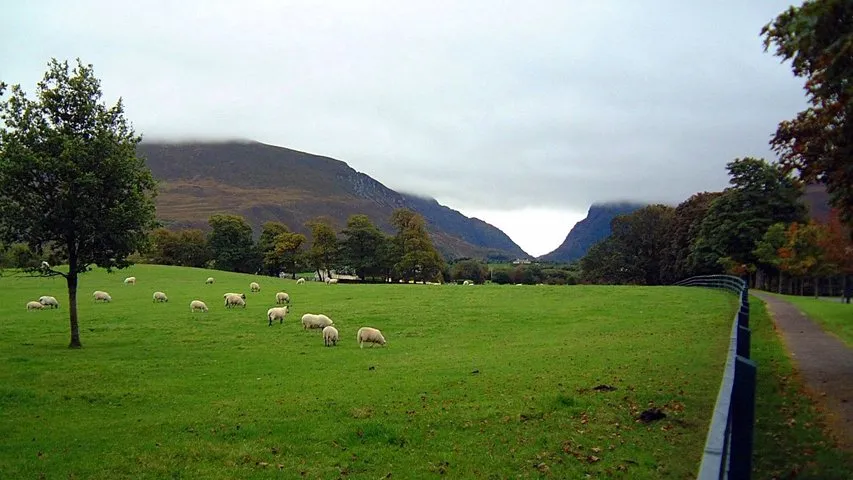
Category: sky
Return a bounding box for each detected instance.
[1,1,807,257]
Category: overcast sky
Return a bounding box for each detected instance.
[2,1,806,256]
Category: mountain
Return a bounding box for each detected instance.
[537,202,647,263]
[137,140,529,261]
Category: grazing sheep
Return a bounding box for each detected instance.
[275,291,290,305]
[301,313,334,330]
[250,282,261,292]
[267,306,289,326]
[152,291,168,303]
[190,300,208,312]
[27,301,44,310]
[296,278,305,285]
[223,293,246,299]
[124,276,136,285]
[205,277,215,284]
[93,291,112,302]
[462,280,472,285]
[225,293,246,308]
[38,295,59,309]
[323,326,339,347]
[40,261,50,270]
[357,327,387,348]
[326,278,339,285]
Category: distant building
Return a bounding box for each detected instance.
[512,258,532,265]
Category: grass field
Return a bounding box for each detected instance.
[0,265,739,478]
[750,297,853,479]
[771,295,853,348]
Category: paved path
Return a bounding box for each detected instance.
[753,291,853,450]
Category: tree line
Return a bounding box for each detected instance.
[145,210,446,284]
[578,157,853,297]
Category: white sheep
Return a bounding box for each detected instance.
[326,278,339,285]
[26,301,45,310]
[205,277,215,284]
[267,306,290,326]
[296,278,306,285]
[225,293,246,308]
[93,291,112,302]
[38,295,59,309]
[323,325,339,347]
[357,327,387,348]
[152,291,168,303]
[250,282,261,292]
[124,276,136,285]
[223,293,246,299]
[301,313,334,330]
[40,261,50,270]
[190,300,208,312]
[462,280,472,285]
[275,291,290,305]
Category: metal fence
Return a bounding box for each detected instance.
[675,275,756,480]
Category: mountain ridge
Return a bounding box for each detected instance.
[138,140,530,261]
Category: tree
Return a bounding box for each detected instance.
[779,222,832,296]
[819,209,853,299]
[762,0,853,227]
[207,214,259,273]
[451,259,488,284]
[0,59,157,348]
[689,158,807,279]
[753,223,788,292]
[580,205,675,285]
[271,231,306,279]
[390,209,445,283]
[660,192,722,283]
[258,221,290,276]
[339,214,386,281]
[305,218,338,281]
[149,228,212,268]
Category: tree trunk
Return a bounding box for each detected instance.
[800,279,805,296]
[778,272,783,294]
[814,276,819,298]
[67,270,82,348]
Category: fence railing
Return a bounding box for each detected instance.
[675,275,756,480]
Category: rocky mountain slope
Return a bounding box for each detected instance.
[138,141,529,261]
[537,202,647,263]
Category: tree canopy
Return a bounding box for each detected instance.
[207,214,259,273]
[762,0,853,226]
[0,58,158,348]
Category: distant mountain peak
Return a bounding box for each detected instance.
[538,201,647,262]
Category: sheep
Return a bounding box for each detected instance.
[225,293,246,308]
[323,326,339,347]
[267,306,289,326]
[223,293,246,299]
[190,300,208,312]
[152,291,168,303]
[250,282,261,292]
[296,278,306,285]
[38,295,59,309]
[40,261,50,270]
[275,291,290,305]
[301,313,334,330]
[124,276,136,285]
[357,327,387,348]
[462,280,471,285]
[27,301,45,310]
[326,278,339,285]
[93,291,112,302]
[205,277,215,284]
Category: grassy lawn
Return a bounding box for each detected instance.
[772,295,853,348]
[0,265,738,478]
[751,297,853,479]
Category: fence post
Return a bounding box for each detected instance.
[736,326,751,359]
[728,356,757,480]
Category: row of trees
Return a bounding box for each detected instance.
[578,157,853,296]
[448,259,580,285]
[147,210,447,284]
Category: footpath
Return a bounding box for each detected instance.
[752,292,853,450]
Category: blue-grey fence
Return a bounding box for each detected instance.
[675,274,756,480]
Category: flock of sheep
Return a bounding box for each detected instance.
[26,275,387,349]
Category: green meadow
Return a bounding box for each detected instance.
[0,265,738,478]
